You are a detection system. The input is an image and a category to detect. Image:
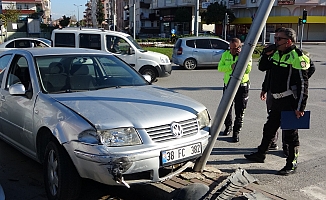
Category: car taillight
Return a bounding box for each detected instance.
[177,47,182,55]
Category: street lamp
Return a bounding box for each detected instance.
[73,4,82,27]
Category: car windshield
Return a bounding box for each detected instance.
[35,54,148,93]
[126,36,146,52]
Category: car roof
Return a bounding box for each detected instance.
[1,47,110,57]
[179,36,228,41]
[1,37,49,43]
[52,27,130,37]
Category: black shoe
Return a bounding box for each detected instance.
[223,126,232,136]
[269,143,279,150]
[232,134,239,143]
[244,152,265,163]
[277,166,296,176]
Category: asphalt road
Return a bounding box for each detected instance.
[0,44,325,199]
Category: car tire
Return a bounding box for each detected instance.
[183,58,197,70]
[43,140,82,200]
[140,66,157,82]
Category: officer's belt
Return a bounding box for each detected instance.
[272,90,293,99]
[240,82,248,87]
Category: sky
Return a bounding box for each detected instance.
[51,0,87,20]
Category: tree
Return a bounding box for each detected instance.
[200,2,235,25]
[96,0,105,26]
[59,15,71,28]
[0,3,21,27]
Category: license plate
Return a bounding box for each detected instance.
[161,143,202,165]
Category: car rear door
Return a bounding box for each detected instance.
[193,39,213,66]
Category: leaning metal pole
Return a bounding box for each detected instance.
[194,0,276,172]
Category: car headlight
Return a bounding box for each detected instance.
[160,56,170,64]
[197,109,211,129]
[99,127,142,147]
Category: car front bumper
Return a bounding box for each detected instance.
[156,63,172,77]
[66,133,210,187]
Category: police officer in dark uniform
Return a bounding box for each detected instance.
[244,28,310,175]
[218,38,252,142]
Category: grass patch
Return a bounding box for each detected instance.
[143,47,173,60]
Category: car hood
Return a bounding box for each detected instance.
[50,85,205,129]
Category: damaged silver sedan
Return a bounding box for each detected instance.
[0,48,211,199]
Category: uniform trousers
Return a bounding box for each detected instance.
[258,95,300,167]
[223,84,249,133]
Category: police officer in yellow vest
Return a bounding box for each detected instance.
[245,28,310,175]
[218,38,252,142]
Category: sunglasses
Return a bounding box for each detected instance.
[274,37,288,41]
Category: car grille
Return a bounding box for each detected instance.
[146,118,198,143]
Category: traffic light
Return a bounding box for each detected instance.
[298,18,302,26]
[225,13,229,25]
[123,5,129,21]
[302,10,307,24]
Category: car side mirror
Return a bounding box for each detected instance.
[9,83,26,95]
[129,47,135,55]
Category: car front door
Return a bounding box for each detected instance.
[193,39,213,66]
[210,39,229,65]
[0,54,35,153]
[106,35,135,67]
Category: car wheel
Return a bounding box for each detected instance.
[140,66,157,82]
[183,58,197,70]
[44,141,82,200]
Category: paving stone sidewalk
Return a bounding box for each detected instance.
[133,166,288,200]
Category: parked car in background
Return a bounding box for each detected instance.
[172,36,229,70]
[51,28,172,82]
[198,31,217,36]
[36,38,52,46]
[0,38,50,52]
[0,48,211,199]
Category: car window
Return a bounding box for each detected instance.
[54,33,75,47]
[6,56,30,90]
[80,34,101,50]
[0,54,12,71]
[0,54,12,86]
[211,39,229,50]
[35,54,148,93]
[174,39,182,48]
[185,40,195,48]
[106,36,130,54]
[5,41,15,48]
[195,39,211,49]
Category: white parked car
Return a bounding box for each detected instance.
[0,47,210,199]
[51,28,172,82]
[0,38,50,52]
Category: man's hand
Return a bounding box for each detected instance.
[260,91,267,101]
[295,110,304,119]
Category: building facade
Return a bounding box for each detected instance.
[229,0,326,41]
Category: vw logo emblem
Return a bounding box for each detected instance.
[171,122,183,138]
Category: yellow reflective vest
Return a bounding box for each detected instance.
[217,50,252,85]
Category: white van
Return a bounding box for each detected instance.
[51,28,172,82]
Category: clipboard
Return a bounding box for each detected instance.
[281,110,310,129]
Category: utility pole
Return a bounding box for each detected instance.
[194,0,277,172]
[194,0,199,36]
[73,4,82,27]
